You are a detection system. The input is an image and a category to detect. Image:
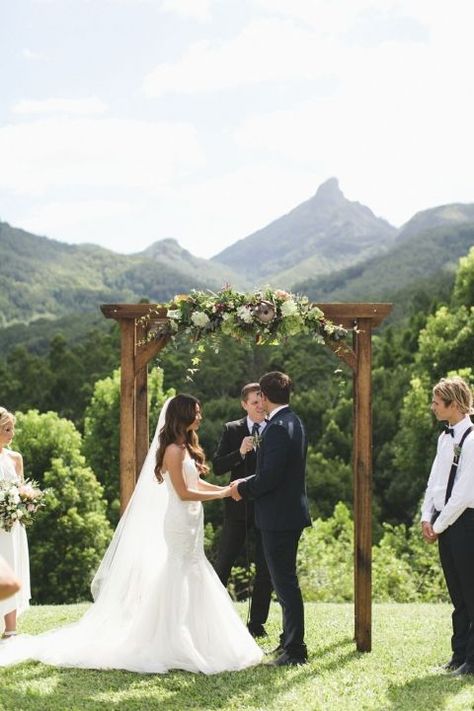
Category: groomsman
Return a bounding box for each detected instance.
[213,383,273,638]
[421,376,474,676]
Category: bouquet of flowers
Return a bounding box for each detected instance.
[0,479,47,532]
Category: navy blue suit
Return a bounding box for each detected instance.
[237,406,311,658]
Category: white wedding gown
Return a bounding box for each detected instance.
[0,457,263,673]
[0,448,31,626]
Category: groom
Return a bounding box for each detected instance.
[231,371,311,666]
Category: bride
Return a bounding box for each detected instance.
[0,394,263,673]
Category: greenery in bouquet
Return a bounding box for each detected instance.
[148,286,348,377]
[0,478,47,532]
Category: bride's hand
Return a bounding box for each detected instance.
[219,486,232,498]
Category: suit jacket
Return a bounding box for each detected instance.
[237,407,312,531]
[213,417,257,522]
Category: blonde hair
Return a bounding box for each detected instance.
[0,407,15,431]
[433,377,474,415]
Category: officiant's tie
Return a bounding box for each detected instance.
[252,422,260,436]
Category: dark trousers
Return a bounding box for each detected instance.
[215,518,272,627]
[261,528,307,659]
[438,508,474,664]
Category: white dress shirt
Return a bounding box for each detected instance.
[246,416,267,436]
[421,415,474,534]
[267,405,288,421]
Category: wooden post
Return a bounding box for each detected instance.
[135,322,149,478]
[353,318,372,652]
[119,320,136,514]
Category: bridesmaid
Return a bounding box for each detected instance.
[0,407,31,638]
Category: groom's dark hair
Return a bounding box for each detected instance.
[259,371,292,405]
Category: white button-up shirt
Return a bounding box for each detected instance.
[421,415,474,534]
[246,416,267,436]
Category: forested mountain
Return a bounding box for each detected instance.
[0,222,239,326]
[295,220,474,318]
[212,178,397,285]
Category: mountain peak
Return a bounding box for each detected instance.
[140,238,188,259]
[313,177,344,203]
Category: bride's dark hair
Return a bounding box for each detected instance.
[154,394,208,483]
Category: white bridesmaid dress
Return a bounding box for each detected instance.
[0,448,31,626]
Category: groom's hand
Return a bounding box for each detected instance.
[229,480,243,501]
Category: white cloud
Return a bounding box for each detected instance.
[12,97,108,116]
[0,117,205,195]
[161,0,212,21]
[21,48,45,61]
[20,200,134,240]
[143,18,332,97]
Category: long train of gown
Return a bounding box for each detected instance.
[0,448,31,626]
[0,459,263,673]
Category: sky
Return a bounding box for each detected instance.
[1,0,474,259]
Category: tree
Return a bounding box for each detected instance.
[13,410,112,603]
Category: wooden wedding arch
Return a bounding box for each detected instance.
[101,301,392,653]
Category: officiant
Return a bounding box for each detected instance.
[212,383,272,638]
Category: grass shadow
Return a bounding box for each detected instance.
[0,636,359,711]
[386,669,474,710]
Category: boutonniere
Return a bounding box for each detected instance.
[454,444,462,458]
[252,434,263,449]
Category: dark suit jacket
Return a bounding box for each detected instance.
[213,417,257,522]
[237,407,312,531]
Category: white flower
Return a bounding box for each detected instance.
[191,311,210,328]
[236,306,253,324]
[281,299,298,317]
[167,309,181,320]
[0,492,4,502]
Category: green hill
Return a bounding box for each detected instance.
[294,221,474,319]
[0,222,239,326]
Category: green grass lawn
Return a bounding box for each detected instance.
[1,602,473,711]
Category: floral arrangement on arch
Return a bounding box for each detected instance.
[148,286,348,375]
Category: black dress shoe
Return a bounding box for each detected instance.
[442,657,464,671]
[450,662,474,676]
[247,624,268,639]
[266,651,307,667]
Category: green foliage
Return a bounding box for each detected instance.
[416,304,474,379]
[299,503,448,604]
[389,376,437,522]
[306,449,352,520]
[453,245,474,306]
[13,410,112,603]
[298,502,354,602]
[0,325,120,427]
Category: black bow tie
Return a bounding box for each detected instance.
[444,425,455,437]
